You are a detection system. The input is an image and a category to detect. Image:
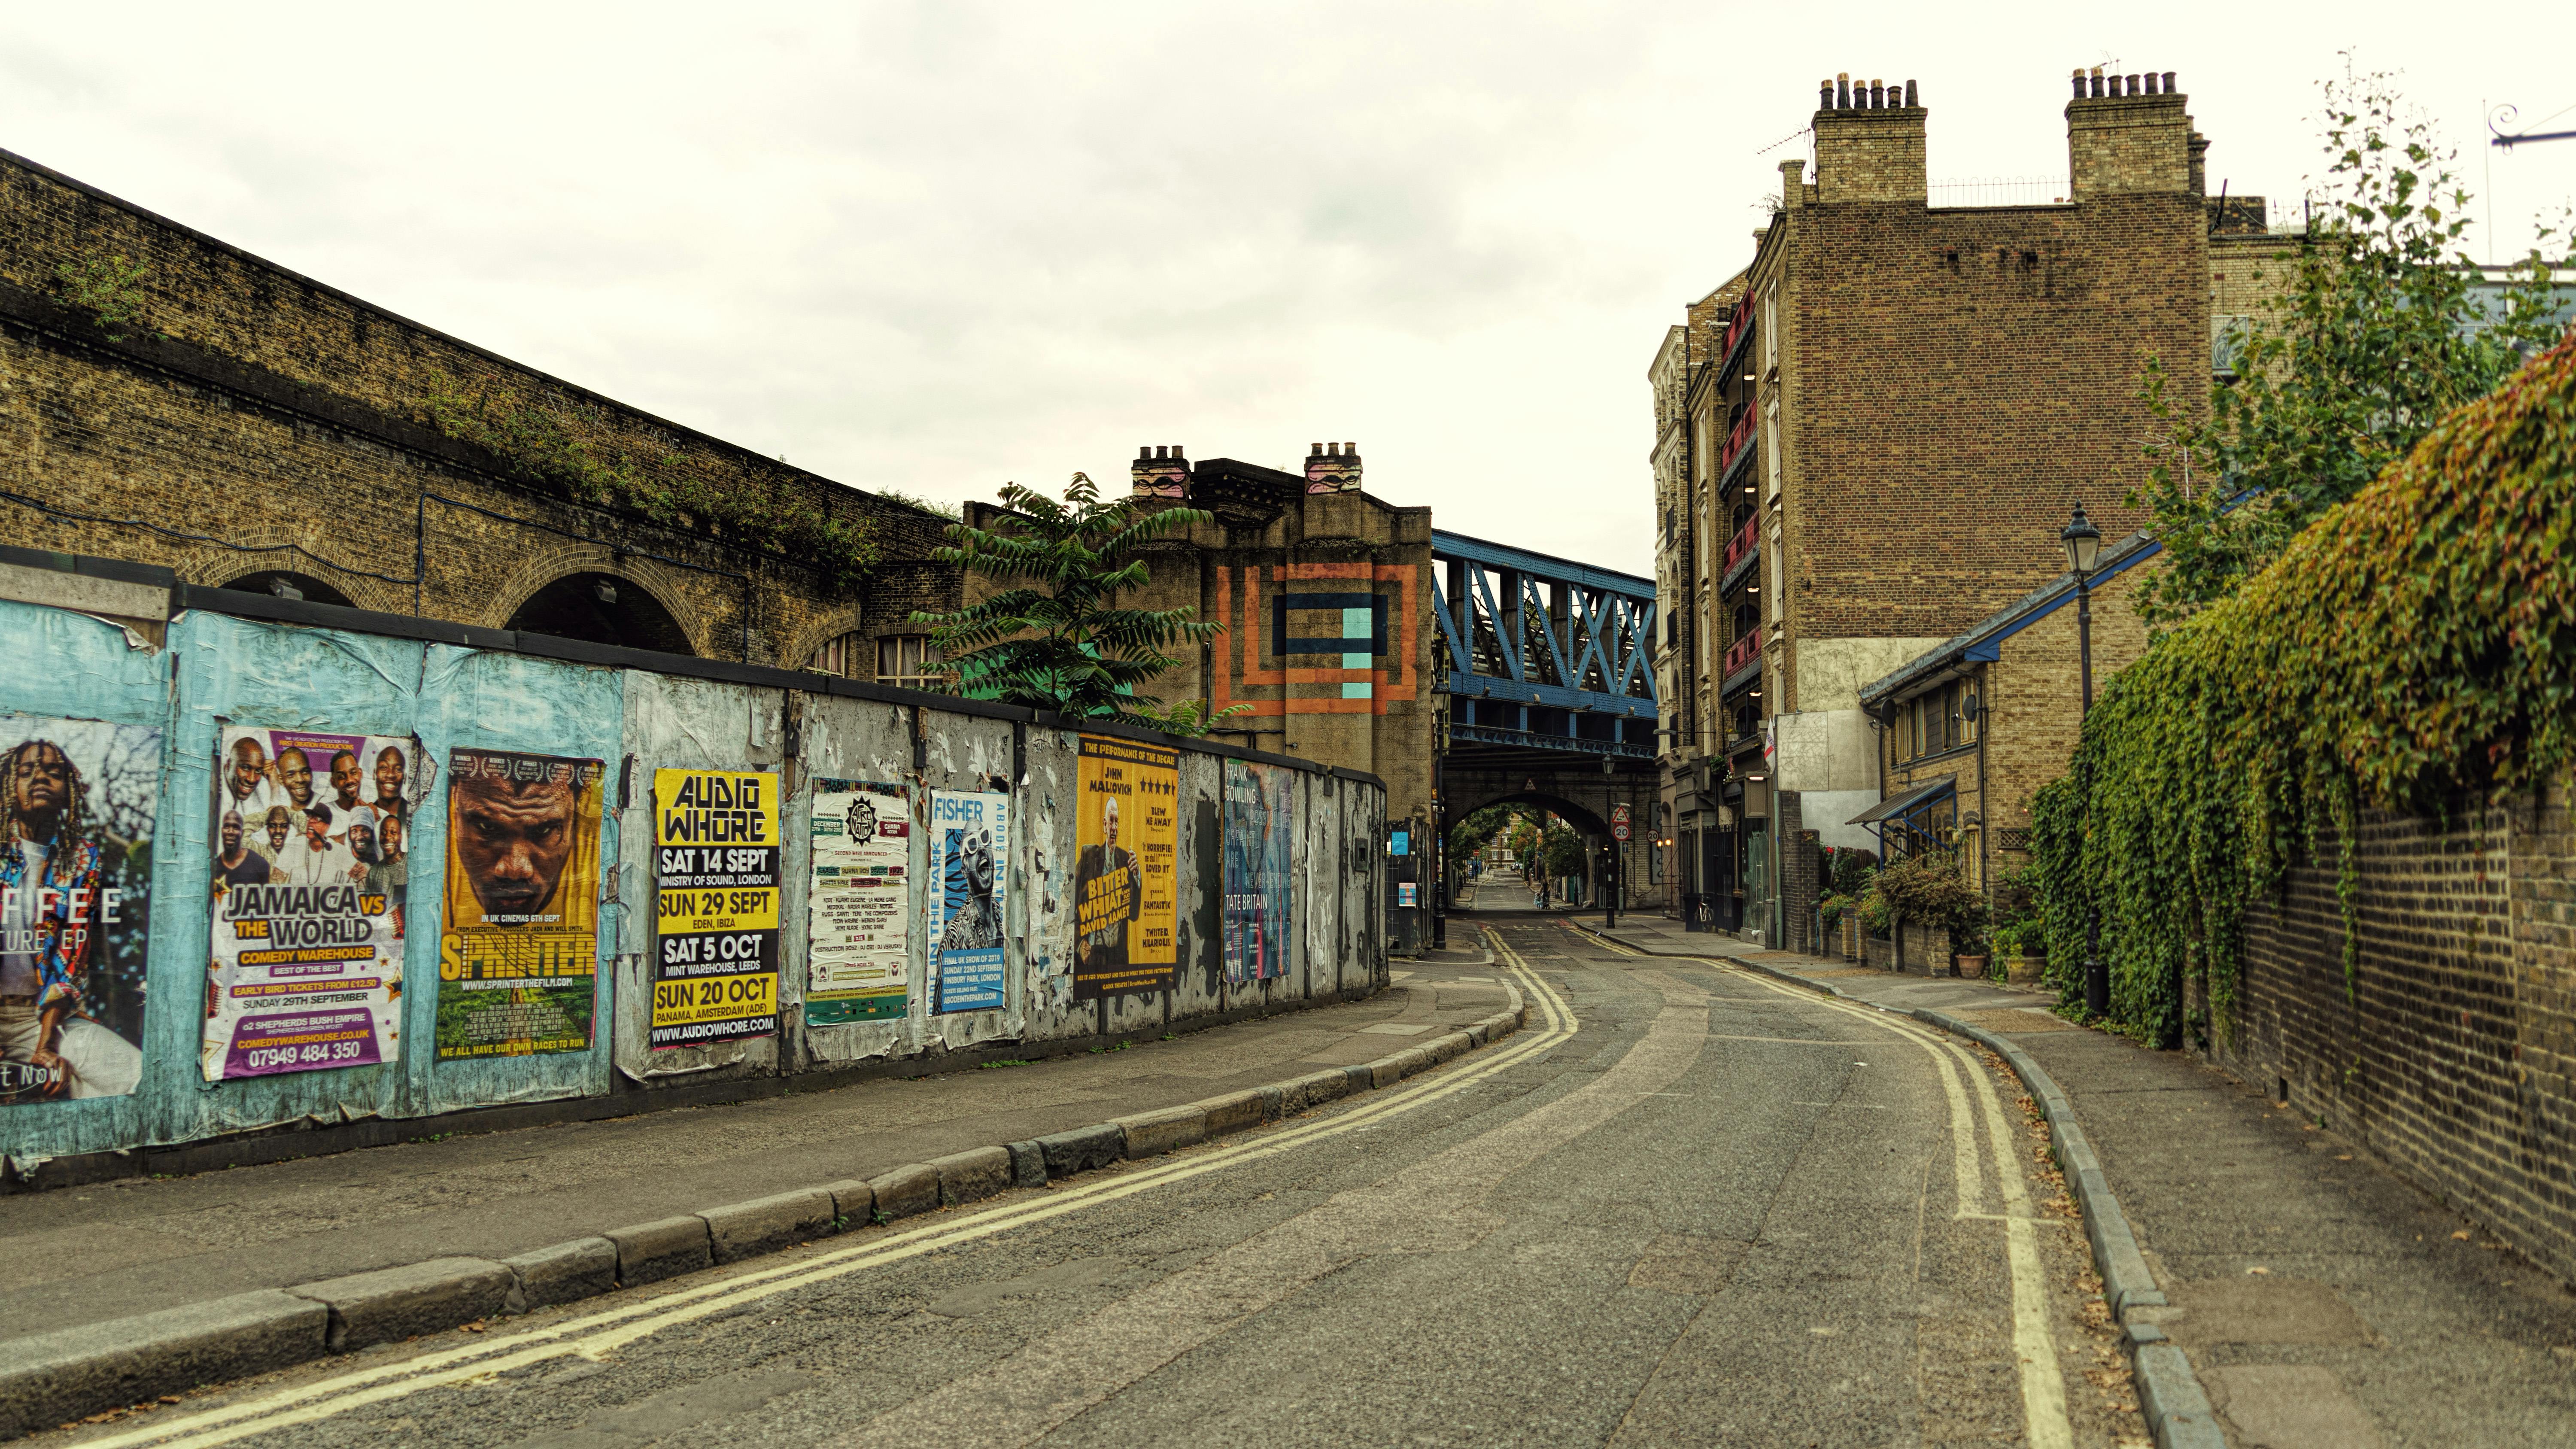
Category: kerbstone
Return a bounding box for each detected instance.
[0,1290,326,1439]
[1424,1031,1470,1065]
[505,1238,617,1312]
[607,1215,714,1287]
[1035,1123,1122,1178]
[869,1163,941,1221]
[1196,1088,1265,1136]
[1003,1142,1048,1189]
[822,1179,875,1225]
[932,1146,1012,1206]
[701,1188,837,1264]
[288,1256,514,1352]
[1116,1105,1206,1158]
[1299,1069,1351,1106]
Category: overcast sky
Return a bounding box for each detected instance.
[5,2,2570,577]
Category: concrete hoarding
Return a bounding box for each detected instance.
[0,586,1386,1173]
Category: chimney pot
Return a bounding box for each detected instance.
[1139,445,1151,459]
[2070,69,2085,99]
[1819,79,1832,109]
[1904,79,1918,107]
[2126,74,2141,97]
[1154,445,1166,459]
[1309,442,1322,455]
[2163,71,2176,94]
[1869,79,1884,108]
[1836,73,1850,109]
[1172,445,1184,459]
[2143,72,2158,95]
[2090,70,2105,98]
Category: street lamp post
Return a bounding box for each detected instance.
[2062,504,2105,1020]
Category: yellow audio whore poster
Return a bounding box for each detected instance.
[434,749,607,1058]
[650,768,781,1049]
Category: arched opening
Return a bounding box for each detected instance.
[1449,790,1611,911]
[223,570,354,608]
[505,573,695,656]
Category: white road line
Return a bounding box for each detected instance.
[85,938,1577,1449]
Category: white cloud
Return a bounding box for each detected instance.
[3,0,2570,578]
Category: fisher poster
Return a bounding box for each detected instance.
[1222,759,1294,984]
[1072,735,1178,999]
[0,717,158,1104]
[435,748,607,1059]
[203,726,418,1082]
[806,781,912,1026]
[926,790,1007,1014]
[651,769,782,1049]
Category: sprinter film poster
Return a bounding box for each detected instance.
[0,717,158,1104]
[806,781,911,1025]
[1072,735,1177,999]
[435,748,607,1059]
[651,769,782,1049]
[204,726,420,1081]
[1221,759,1294,984]
[926,790,1007,1015]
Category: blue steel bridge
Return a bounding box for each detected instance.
[1430,530,1659,905]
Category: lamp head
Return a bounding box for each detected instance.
[2061,504,2102,574]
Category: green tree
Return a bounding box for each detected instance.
[1539,820,1587,880]
[2130,67,2570,626]
[1447,805,1514,860]
[911,472,1218,718]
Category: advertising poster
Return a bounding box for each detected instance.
[806,782,912,1026]
[435,749,606,1059]
[204,725,420,1081]
[0,717,157,1104]
[1072,735,1178,999]
[650,769,782,1050]
[926,790,1008,1014]
[1222,759,1294,984]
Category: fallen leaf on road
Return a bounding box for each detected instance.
[2245,1266,2271,1275]
[2452,1230,2473,1240]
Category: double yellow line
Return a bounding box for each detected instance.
[1581,931,2075,1449]
[90,935,1576,1449]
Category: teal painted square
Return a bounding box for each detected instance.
[1342,682,1373,699]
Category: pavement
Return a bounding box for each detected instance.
[12,913,2146,1447]
[0,950,1510,1343]
[1588,911,2576,1449]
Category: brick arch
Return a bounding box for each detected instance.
[170,528,411,614]
[778,601,875,677]
[484,547,718,659]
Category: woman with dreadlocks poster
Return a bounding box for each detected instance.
[0,719,158,1104]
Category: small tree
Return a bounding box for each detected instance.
[2130,67,2571,625]
[911,473,1218,719]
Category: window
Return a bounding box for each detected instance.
[1761,284,1777,371]
[1763,403,1782,499]
[808,630,866,678]
[877,635,945,690]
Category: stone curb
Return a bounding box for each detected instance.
[1566,923,2227,1449]
[0,983,1526,1439]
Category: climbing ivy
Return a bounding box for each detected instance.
[2033,331,2576,1043]
[417,376,878,592]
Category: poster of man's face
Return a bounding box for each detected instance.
[373,747,407,814]
[0,716,160,1104]
[276,747,315,809]
[453,760,582,921]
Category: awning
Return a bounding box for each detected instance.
[1846,775,1956,826]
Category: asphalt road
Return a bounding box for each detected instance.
[46,916,2146,1449]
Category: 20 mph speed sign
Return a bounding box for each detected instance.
[1611,803,1632,841]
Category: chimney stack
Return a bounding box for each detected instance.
[1812,67,1926,203]
[2068,64,2193,198]
[1131,444,1192,498]
[1304,440,1363,495]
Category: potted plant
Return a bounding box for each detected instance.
[1870,850,1989,978]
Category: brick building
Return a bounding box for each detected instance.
[961,443,1439,839]
[1650,67,2280,945]
[0,147,960,677]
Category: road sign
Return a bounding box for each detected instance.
[1611,803,1632,841]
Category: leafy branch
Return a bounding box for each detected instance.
[416,375,877,592]
[54,254,152,341]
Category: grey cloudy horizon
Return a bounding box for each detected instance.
[5,1,2570,578]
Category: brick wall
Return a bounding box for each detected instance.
[2215,790,2576,1286]
[0,146,959,670]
